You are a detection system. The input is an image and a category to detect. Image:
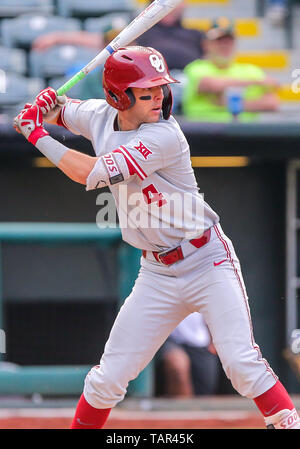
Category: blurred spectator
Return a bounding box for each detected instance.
[136,0,205,71]
[157,312,219,397]
[32,30,104,52]
[31,18,132,101]
[182,18,280,122]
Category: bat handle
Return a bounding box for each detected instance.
[56,70,86,96]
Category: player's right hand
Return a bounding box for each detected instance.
[13,105,49,145]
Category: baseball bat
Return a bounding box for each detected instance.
[56,0,183,96]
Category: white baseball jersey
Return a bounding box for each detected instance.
[60,99,219,251]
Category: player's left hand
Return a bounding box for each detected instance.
[13,105,49,145]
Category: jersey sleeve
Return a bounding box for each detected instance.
[59,98,103,140]
[112,121,182,181]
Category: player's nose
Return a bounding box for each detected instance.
[153,86,164,102]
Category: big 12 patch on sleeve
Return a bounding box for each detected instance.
[134,141,153,160]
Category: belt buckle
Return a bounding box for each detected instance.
[157,246,183,265]
[157,249,169,265]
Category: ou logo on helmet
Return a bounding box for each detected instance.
[149,54,165,73]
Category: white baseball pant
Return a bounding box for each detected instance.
[83,223,278,409]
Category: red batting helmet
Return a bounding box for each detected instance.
[102,46,179,120]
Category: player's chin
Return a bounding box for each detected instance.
[147,108,162,122]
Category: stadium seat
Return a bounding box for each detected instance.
[84,13,132,34]
[234,50,290,70]
[0,0,54,18]
[0,46,27,75]
[29,45,100,78]
[48,75,84,99]
[277,83,300,102]
[182,17,261,38]
[0,73,44,108]
[56,0,136,18]
[1,15,81,49]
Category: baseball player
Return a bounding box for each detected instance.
[14,46,300,429]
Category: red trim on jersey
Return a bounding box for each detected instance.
[57,99,81,129]
[213,224,278,382]
[55,105,68,129]
[112,149,137,177]
[56,107,67,128]
[118,146,147,180]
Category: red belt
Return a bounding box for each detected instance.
[142,228,211,266]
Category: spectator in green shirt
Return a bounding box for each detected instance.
[182,19,280,122]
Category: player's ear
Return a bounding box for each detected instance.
[125,88,136,109]
[162,85,173,120]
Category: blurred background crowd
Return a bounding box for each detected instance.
[1,0,300,124]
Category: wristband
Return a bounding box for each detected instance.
[27,127,49,146]
[35,135,69,166]
[102,153,124,185]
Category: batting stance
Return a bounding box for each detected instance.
[14,46,300,429]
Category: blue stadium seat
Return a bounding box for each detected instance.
[0,0,54,18]
[1,15,81,49]
[29,45,99,78]
[56,0,136,18]
[0,73,44,107]
[84,13,132,34]
[0,46,27,75]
